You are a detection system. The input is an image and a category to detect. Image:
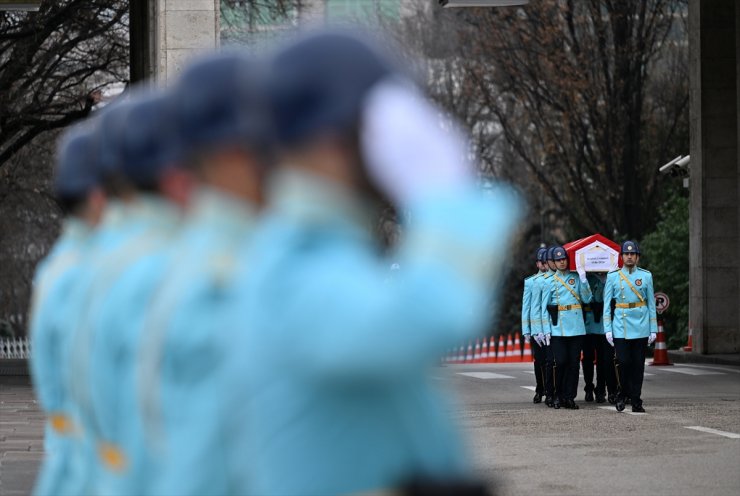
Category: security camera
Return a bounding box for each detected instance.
[659,155,683,174]
[659,155,690,177]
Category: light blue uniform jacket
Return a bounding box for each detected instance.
[521,273,538,337]
[64,201,137,496]
[602,267,658,339]
[541,270,592,337]
[85,196,180,496]
[139,189,257,496]
[29,219,89,496]
[228,169,523,495]
[528,272,546,336]
[584,274,605,334]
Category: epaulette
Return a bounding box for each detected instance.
[607,269,620,274]
[637,267,651,274]
[525,274,536,281]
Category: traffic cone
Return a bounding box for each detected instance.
[683,328,693,352]
[650,319,673,366]
[504,334,515,362]
[456,344,465,364]
[480,338,489,363]
[522,335,533,362]
[487,336,497,363]
[473,338,481,363]
[513,333,523,362]
[497,335,506,362]
[465,341,474,364]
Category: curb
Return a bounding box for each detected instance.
[667,350,740,367]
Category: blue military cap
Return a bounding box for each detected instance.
[117,91,181,187]
[546,246,557,261]
[268,30,397,147]
[173,52,270,155]
[621,240,640,255]
[54,124,99,198]
[552,246,568,261]
[94,98,137,177]
[536,247,547,262]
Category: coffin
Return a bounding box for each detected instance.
[563,234,622,273]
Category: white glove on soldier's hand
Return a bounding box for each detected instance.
[535,333,545,346]
[577,266,588,284]
[648,332,657,345]
[606,331,614,347]
[524,334,531,344]
[545,334,551,346]
[361,80,473,206]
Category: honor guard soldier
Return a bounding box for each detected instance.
[603,240,657,413]
[68,92,186,495]
[581,273,616,403]
[228,31,523,495]
[537,246,558,407]
[29,124,105,496]
[522,247,548,403]
[541,246,592,409]
[138,53,272,496]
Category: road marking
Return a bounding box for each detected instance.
[658,367,724,376]
[457,372,515,379]
[598,406,647,416]
[521,386,537,391]
[678,364,740,374]
[684,426,740,439]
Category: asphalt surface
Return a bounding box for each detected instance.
[444,361,740,496]
[1,361,739,495]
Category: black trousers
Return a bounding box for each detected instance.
[531,340,550,395]
[551,335,584,401]
[614,338,648,406]
[581,334,617,396]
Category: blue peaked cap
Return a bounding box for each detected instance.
[173,52,270,154]
[552,246,568,261]
[621,240,640,255]
[54,124,99,198]
[268,31,396,146]
[536,247,547,262]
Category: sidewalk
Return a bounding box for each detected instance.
[0,376,42,496]
[667,350,740,366]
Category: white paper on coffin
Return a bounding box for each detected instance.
[575,241,619,273]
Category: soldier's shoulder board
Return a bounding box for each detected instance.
[607,269,620,274]
[637,267,651,274]
[525,274,537,281]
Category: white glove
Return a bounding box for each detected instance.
[524,334,531,344]
[577,265,588,284]
[545,334,551,346]
[606,331,614,347]
[535,333,545,346]
[361,80,473,206]
[648,332,657,345]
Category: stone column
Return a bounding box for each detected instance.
[155,0,220,84]
[688,0,739,354]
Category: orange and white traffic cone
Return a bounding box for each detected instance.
[504,334,515,362]
[522,335,533,362]
[480,338,489,363]
[473,338,481,363]
[650,319,673,366]
[496,335,506,362]
[487,336,497,363]
[457,344,465,364]
[465,341,474,364]
[683,328,693,352]
[513,333,523,362]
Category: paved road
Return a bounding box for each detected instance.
[1,361,739,495]
[444,361,740,496]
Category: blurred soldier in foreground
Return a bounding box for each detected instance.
[522,247,548,403]
[228,31,523,495]
[138,53,271,495]
[541,246,592,409]
[67,92,187,495]
[29,125,106,496]
[603,241,657,413]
